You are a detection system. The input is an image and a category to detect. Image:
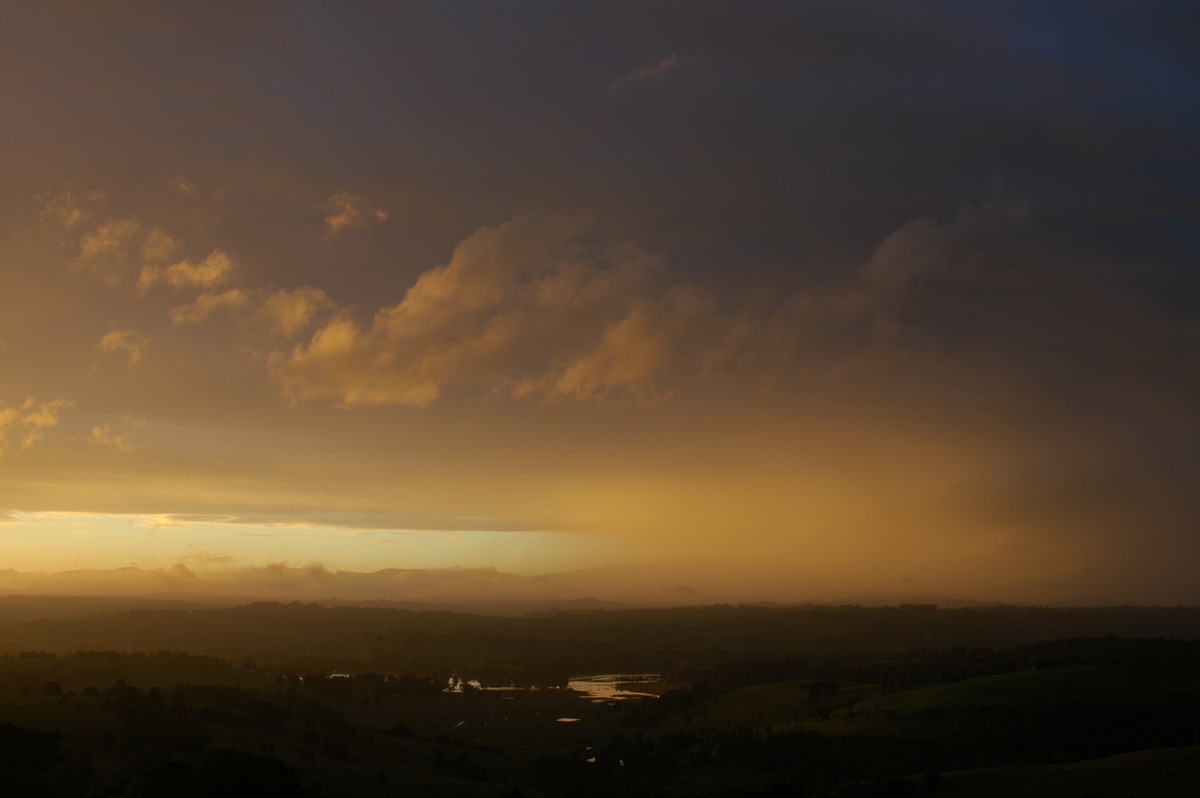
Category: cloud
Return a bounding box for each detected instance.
[91,424,132,453]
[180,551,237,566]
[0,398,73,455]
[164,562,197,581]
[36,190,180,286]
[0,563,593,604]
[76,216,142,284]
[608,52,684,96]
[273,214,734,406]
[97,329,151,364]
[858,201,1030,289]
[139,250,237,293]
[259,286,334,337]
[169,177,196,195]
[139,227,180,264]
[322,190,387,240]
[170,288,251,324]
[36,188,97,235]
[542,286,712,402]
[79,216,141,261]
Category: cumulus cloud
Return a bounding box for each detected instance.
[322,190,387,240]
[91,424,132,452]
[697,199,1056,397]
[97,329,150,364]
[78,216,141,261]
[74,216,142,284]
[542,286,712,402]
[139,249,237,293]
[0,398,73,455]
[259,286,334,337]
[858,201,1030,289]
[36,188,97,234]
[33,187,349,349]
[274,214,733,406]
[36,190,181,285]
[139,227,179,264]
[170,288,251,324]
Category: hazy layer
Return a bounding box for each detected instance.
[1,3,1197,605]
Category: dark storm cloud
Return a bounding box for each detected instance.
[591,0,1200,262]
[6,1,1194,275]
[10,0,1194,420]
[2,1,1198,602]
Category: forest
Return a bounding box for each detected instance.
[0,600,1197,796]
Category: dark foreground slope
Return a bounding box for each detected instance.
[0,603,1197,796]
[2,601,1199,678]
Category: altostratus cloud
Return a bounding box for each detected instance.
[274,214,733,406]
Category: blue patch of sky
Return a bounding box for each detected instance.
[995,2,1198,120]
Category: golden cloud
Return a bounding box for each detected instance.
[97,329,150,364]
[259,286,334,337]
[76,216,142,284]
[322,190,387,240]
[170,288,251,324]
[139,227,180,265]
[0,397,73,455]
[36,189,181,286]
[139,249,237,293]
[37,188,96,234]
[273,214,732,406]
[91,424,133,452]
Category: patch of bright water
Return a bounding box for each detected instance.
[567,673,659,702]
[445,673,661,701]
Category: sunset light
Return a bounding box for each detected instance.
[2,5,1199,796]
[1,2,1196,608]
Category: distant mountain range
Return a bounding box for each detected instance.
[0,564,1158,618]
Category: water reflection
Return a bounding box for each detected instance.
[567,673,659,702]
[445,673,661,701]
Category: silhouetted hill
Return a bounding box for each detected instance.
[317,595,629,615]
[0,595,218,624]
[0,606,1198,796]
[0,601,1197,679]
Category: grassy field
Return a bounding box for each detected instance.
[0,651,278,694]
[1,609,1197,795]
[936,745,1200,797]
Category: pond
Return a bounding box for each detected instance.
[566,673,660,702]
[446,673,661,701]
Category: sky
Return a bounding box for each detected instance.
[1,1,1198,606]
